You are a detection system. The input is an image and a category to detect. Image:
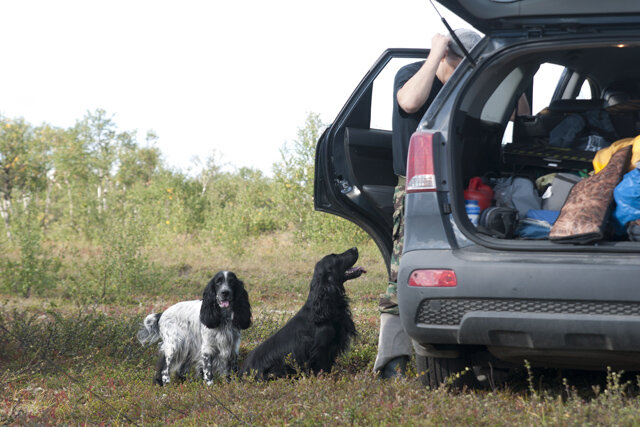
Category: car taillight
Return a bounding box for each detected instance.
[406,131,436,193]
[408,269,457,287]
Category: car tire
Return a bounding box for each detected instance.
[415,353,479,389]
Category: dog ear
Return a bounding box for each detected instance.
[200,277,222,328]
[232,279,252,330]
[310,268,341,323]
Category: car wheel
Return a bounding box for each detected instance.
[415,353,479,389]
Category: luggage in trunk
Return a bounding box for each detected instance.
[549,145,632,244]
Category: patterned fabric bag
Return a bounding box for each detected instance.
[550,145,632,244]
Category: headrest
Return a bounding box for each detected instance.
[548,99,604,113]
[602,81,640,106]
[603,90,631,107]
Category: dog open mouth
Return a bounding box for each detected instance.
[218,299,230,308]
[344,266,366,280]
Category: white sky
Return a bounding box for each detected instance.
[1,1,476,175]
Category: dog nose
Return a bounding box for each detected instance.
[221,290,230,298]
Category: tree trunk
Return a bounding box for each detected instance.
[97,176,108,213]
[102,177,108,211]
[200,175,209,197]
[97,183,103,214]
[0,196,12,240]
[65,178,74,224]
[44,182,51,228]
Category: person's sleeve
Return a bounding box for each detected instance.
[394,64,417,95]
[394,63,420,117]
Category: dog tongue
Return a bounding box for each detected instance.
[346,266,367,279]
[219,301,230,308]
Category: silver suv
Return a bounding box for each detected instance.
[315,0,640,387]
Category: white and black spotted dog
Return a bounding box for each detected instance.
[137,271,251,385]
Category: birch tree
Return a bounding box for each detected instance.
[0,117,47,238]
[76,109,119,213]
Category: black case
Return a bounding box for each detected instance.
[502,143,595,171]
[477,206,519,239]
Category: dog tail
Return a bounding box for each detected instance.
[137,312,162,345]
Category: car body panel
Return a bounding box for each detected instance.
[436,0,640,33]
[398,247,640,368]
[403,191,455,251]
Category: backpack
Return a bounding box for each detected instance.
[627,219,640,241]
[477,207,519,239]
[492,176,542,218]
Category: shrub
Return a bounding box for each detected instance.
[77,209,163,303]
[273,112,369,246]
[0,204,60,297]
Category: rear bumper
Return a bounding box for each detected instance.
[397,247,640,368]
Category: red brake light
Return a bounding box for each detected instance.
[408,269,457,287]
[406,131,436,193]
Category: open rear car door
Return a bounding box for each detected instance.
[314,49,428,268]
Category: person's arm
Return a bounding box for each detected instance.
[517,93,531,116]
[397,34,449,114]
[510,94,531,121]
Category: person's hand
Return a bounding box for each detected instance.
[430,33,450,60]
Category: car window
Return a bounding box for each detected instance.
[576,79,593,100]
[502,63,592,145]
[531,63,565,114]
[370,57,424,131]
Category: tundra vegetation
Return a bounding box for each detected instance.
[1,111,639,424]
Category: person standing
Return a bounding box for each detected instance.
[375,29,482,378]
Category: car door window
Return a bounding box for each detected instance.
[370,57,424,131]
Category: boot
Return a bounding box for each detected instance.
[380,355,409,379]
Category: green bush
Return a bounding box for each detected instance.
[76,209,163,303]
[0,110,374,300]
[0,205,60,297]
[0,304,149,369]
[273,112,369,246]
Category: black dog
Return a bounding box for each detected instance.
[240,247,364,379]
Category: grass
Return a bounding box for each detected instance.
[2,233,640,425]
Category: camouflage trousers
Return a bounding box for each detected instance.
[378,180,405,316]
